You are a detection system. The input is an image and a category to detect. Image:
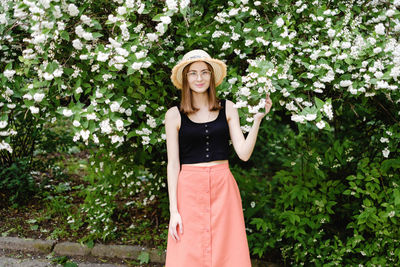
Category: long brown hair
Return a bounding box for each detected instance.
[179,61,222,115]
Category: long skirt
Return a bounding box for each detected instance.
[165,162,252,267]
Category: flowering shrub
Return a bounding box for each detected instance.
[1,0,400,264]
[1,0,397,156]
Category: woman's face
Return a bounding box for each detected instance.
[187,61,211,94]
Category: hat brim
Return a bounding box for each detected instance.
[171,58,227,90]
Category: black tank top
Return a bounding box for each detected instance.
[178,99,230,164]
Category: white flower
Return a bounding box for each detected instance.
[386,9,395,17]
[63,109,73,117]
[156,22,165,34]
[322,103,333,120]
[380,137,389,143]
[373,47,382,54]
[341,41,351,49]
[239,87,251,97]
[141,136,150,145]
[390,66,400,79]
[166,0,178,10]
[80,129,90,141]
[75,87,83,94]
[142,61,152,68]
[117,6,127,15]
[276,17,284,27]
[138,104,146,112]
[291,114,305,123]
[125,108,132,116]
[33,93,45,103]
[147,33,158,42]
[0,121,7,129]
[180,0,190,9]
[97,52,109,62]
[23,93,33,100]
[116,47,129,57]
[72,39,83,50]
[316,120,326,129]
[147,117,157,128]
[53,68,63,77]
[374,71,383,79]
[80,15,91,25]
[327,29,335,38]
[132,62,143,70]
[43,72,54,81]
[305,114,317,121]
[375,23,385,35]
[100,119,112,134]
[229,8,239,17]
[86,113,97,120]
[3,70,16,80]
[82,32,93,41]
[110,102,120,112]
[73,120,81,127]
[0,13,7,25]
[160,16,171,24]
[250,201,255,208]
[95,90,103,98]
[339,80,352,87]
[30,106,39,114]
[382,147,390,158]
[0,140,13,153]
[68,4,79,17]
[135,51,146,59]
[388,211,395,217]
[115,119,124,131]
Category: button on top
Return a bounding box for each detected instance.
[205,124,208,128]
[205,129,209,133]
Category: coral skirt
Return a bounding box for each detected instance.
[165,162,251,267]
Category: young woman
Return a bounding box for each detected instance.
[164,49,272,267]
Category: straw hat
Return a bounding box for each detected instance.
[170,49,227,90]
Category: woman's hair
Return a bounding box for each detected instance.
[179,61,222,114]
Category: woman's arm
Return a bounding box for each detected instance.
[165,106,181,213]
[226,95,272,161]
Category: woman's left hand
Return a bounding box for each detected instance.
[254,93,273,122]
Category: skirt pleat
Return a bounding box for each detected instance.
[165,162,251,267]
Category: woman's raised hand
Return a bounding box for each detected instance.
[169,211,183,242]
[254,93,273,122]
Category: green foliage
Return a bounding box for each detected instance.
[0,157,38,207]
[235,127,400,265]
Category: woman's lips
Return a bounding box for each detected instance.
[196,83,204,86]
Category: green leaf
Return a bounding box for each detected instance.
[86,240,94,248]
[394,189,400,206]
[152,14,164,22]
[60,31,70,41]
[138,251,150,264]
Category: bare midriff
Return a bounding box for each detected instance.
[181,159,228,167]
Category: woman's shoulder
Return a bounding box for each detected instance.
[224,99,234,108]
[165,105,181,122]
